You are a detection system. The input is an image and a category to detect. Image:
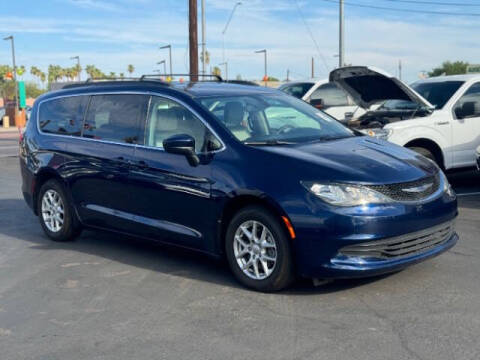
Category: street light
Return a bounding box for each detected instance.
[219,62,228,81]
[159,44,172,77]
[3,35,19,119]
[157,60,167,76]
[255,49,267,86]
[70,56,81,81]
[222,1,242,78]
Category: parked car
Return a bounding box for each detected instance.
[302,79,365,122]
[20,79,458,291]
[278,81,315,99]
[331,66,480,170]
[0,107,5,126]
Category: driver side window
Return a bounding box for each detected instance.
[144,97,222,153]
[454,83,480,119]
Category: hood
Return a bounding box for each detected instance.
[257,136,438,185]
[329,66,434,110]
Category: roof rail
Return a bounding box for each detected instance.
[85,77,139,83]
[140,73,223,81]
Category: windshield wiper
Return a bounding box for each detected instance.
[244,140,295,146]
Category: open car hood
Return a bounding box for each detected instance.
[329,66,434,109]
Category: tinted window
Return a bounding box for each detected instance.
[145,96,221,153]
[310,83,349,107]
[280,83,313,98]
[411,81,464,109]
[453,82,480,118]
[39,96,88,136]
[83,94,148,144]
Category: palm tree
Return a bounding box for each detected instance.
[127,64,134,76]
[119,73,125,79]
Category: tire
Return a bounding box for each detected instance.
[225,206,294,292]
[37,179,81,242]
[408,146,436,162]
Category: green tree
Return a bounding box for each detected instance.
[212,66,221,77]
[236,74,242,80]
[25,82,46,98]
[0,65,15,100]
[127,64,135,76]
[428,61,469,77]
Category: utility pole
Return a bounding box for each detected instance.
[339,0,344,68]
[189,0,198,81]
[160,45,173,77]
[70,56,81,81]
[3,36,19,123]
[398,60,402,80]
[255,49,267,86]
[201,0,206,75]
[286,69,290,82]
[311,57,314,78]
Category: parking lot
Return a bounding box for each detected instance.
[1,134,479,360]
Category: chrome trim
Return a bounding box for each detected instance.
[35,90,226,154]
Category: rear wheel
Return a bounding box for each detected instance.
[225,206,294,292]
[38,179,81,242]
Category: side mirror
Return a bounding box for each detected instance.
[310,98,325,109]
[455,101,476,119]
[163,134,200,166]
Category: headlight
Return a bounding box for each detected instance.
[301,182,392,206]
[361,128,392,140]
[439,171,455,198]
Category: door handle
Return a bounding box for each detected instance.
[434,121,450,125]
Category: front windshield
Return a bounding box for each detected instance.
[410,80,464,109]
[196,94,354,144]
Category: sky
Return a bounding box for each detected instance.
[1,0,480,84]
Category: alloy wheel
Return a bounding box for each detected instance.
[41,189,65,233]
[233,220,277,280]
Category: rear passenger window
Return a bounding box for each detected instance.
[83,94,148,144]
[39,96,88,136]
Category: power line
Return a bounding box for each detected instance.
[293,0,330,73]
[319,0,480,16]
[382,0,480,6]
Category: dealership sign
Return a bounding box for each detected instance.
[467,65,480,74]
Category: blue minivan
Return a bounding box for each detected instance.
[20,78,458,291]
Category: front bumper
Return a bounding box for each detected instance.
[287,187,458,278]
[320,222,458,278]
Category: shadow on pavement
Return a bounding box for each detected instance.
[0,198,397,294]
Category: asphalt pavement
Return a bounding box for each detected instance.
[1,131,479,360]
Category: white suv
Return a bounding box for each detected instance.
[330,66,480,170]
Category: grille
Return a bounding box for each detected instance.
[367,174,440,202]
[339,221,454,260]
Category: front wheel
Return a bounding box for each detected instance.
[225,206,294,292]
